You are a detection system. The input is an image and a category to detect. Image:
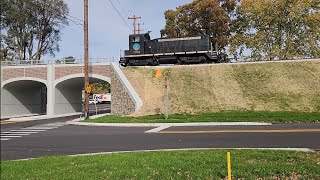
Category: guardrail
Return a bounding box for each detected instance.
[1,58,117,66]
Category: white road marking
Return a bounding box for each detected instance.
[0,136,21,138]
[36,123,65,127]
[0,138,11,141]
[2,131,38,134]
[1,123,66,141]
[11,129,46,132]
[23,127,57,130]
[1,133,31,136]
[145,125,171,133]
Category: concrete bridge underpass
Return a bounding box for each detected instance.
[1,62,142,118]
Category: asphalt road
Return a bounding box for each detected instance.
[1,117,320,161]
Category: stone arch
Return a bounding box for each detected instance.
[1,77,47,89]
[54,73,111,87]
[1,78,48,118]
[53,73,111,115]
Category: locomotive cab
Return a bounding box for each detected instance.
[128,33,151,55]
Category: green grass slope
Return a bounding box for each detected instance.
[123,60,320,116]
[2,150,319,179]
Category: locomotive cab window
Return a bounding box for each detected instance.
[132,37,140,42]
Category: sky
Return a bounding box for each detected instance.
[49,0,193,61]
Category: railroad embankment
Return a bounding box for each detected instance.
[122,59,320,116]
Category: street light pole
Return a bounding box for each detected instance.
[84,0,89,119]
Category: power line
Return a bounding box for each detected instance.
[114,0,144,33]
[119,0,135,15]
[107,0,131,30]
[67,14,84,22]
[68,18,83,26]
[114,0,129,17]
[65,14,83,26]
[66,15,84,26]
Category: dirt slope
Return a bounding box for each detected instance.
[122,59,320,116]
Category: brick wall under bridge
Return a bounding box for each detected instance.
[0,62,142,118]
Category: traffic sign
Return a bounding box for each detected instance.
[85,85,91,94]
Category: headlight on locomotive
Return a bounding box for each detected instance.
[133,43,140,51]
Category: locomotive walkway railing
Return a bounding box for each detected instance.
[1,58,116,66]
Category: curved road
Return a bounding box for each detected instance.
[1,116,320,161]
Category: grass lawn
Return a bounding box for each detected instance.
[83,111,320,123]
[1,150,319,179]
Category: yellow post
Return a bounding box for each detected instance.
[227,152,231,180]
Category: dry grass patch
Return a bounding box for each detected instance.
[122,60,320,116]
[122,67,165,116]
[232,61,320,112]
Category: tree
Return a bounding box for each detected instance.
[0,43,14,61]
[89,82,111,94]
[163,0,237,54]
[230,0,320,61]
[1,0,69,60]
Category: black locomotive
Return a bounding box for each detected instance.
[119,32,218,66]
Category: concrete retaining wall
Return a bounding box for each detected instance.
[54,83,83,114]
[1,81,43,117]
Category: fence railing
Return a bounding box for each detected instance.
[1,58,117,66]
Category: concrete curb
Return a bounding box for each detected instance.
[66,114,272,127]
[68,148,315,157]
[9,148,314,161]
[9,113,81,121]
[66,118,272,127]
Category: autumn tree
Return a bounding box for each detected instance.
[163,0,237,61]
[230,0,320,61]
[89,82,111,94]
[0,0,69,60]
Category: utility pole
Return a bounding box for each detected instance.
[84,0,89,119]
[128,15,141,34]
[137,23,143,34]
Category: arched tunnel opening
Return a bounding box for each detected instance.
[1,80,47,118]
[54,77,111,115]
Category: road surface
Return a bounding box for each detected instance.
[1,117,320,160]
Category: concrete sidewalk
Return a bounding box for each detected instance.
[7,113,82,121]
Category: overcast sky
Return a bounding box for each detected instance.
[50,0,192,61]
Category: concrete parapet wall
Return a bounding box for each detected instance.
[54,63,112,80]
[55,66,84,80]
[110,62,142,115]
[2,66,47,81]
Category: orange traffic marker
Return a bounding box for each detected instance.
[155,69,162,78]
